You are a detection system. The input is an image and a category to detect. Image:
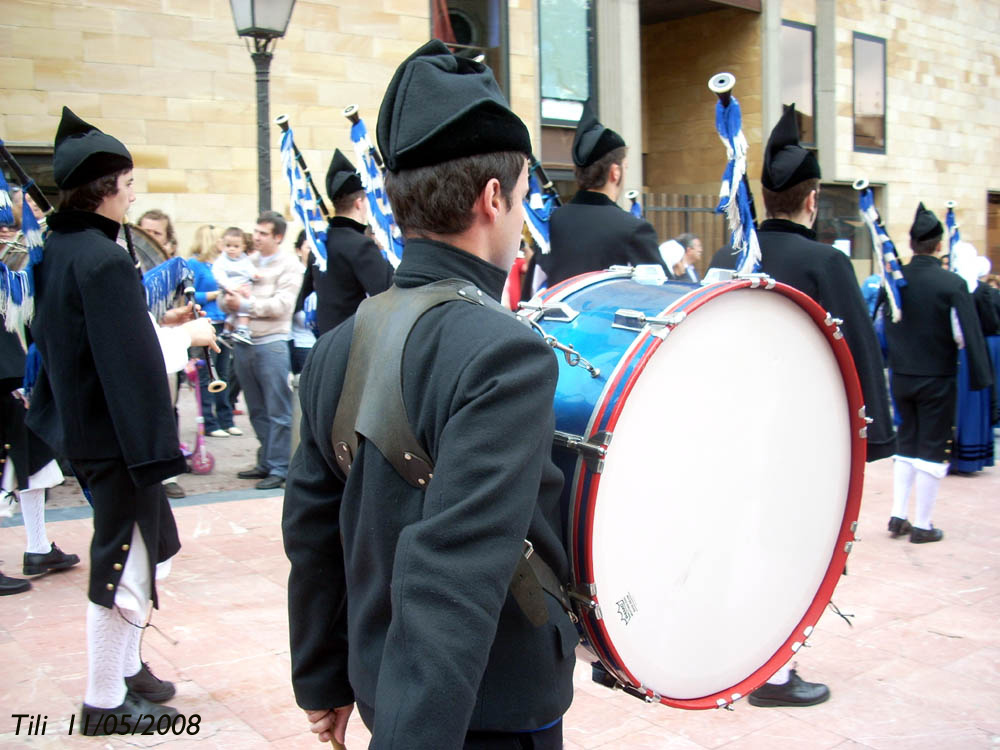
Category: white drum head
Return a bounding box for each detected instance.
[589,288,851,700]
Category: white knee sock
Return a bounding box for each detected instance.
[891,459,916,520]
[123,612,146,678]
[767,663,791,685]
[85,603,140,709]
[913,470,941,530]
[19,488,50,554]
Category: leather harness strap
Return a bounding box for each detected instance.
[330,279,575,626]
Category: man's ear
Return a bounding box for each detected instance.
[480,177,503,223]
[609,163,622,186]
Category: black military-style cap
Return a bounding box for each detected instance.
[910,202,943,241]
[376,40,531,172]
[572,101,626,168]
[52,107,133,190]
[761,104,821,192]
[326,149,364,202]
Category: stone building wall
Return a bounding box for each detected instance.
[0,0,540,251]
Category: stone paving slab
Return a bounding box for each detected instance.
[1,447,997,748]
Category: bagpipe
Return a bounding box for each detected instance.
[343,105,404,265]
[708,72,760,275]
[853,178,905,321]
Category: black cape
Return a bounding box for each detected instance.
[283,238,575,746]
[882,254,991,389]
[539,190,664,287]
[734,219,898,461]
[296,217,394,337]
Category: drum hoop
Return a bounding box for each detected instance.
[571,278,867,709]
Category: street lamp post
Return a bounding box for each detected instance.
[229,0,297,215]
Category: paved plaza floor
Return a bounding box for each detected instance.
[1,442,998,748]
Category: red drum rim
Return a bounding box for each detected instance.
[563,276,866,709]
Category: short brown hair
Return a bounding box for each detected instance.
[334,189,366,215]
[257,210,286,239]
[385,151,525,236]
[761,178,820,218]
[222,226,245,241]
[575,146,627,191]
[58,168,130,212]
[910,236,941,255]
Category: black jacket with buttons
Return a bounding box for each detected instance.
[283,238,576,748]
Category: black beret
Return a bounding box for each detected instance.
[376,40,531,172]
[572,101,626,168]
[52,106,132,190]
[326,148,364,202]
[761,104,821,192]
[910,202,943,241]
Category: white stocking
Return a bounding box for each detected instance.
[766,662,791,685]
[85,602,139,709]
[891,458,916,520]
[18,488,50,554]
[123,606,150,678]
[914,469,941,530]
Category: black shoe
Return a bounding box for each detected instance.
[80,690,179,736]
[163,481,186,499]
[23,543,81,576]
[0,571,31,595]
[125,662,176,703]
[910,526,943,544]
[747,669,830,707]
[256,474,285,490]
[238,467,269,480]
[888,516,913,538]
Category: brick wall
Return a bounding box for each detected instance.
[0,0,539,251]
[641,8,763,197]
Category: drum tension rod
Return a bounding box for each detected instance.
[553,430,613,474]
[523,319,601,378]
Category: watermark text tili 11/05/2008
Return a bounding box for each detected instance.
[11,712,203,736]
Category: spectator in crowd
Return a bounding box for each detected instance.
[137,209,176,257]
[222,211,303,490]
[675,233,703,282]
[213,226,258,345]
[185,225,240,438]
[290,230,317,376]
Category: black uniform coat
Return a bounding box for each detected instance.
[882,254,991,389]
[283,239,577,748]
[27,209,184,607]
[973,283,1000,336]
[297,216,394,336]
[540,190,664,287]
[1,325,55,490]
[755,219,897,461]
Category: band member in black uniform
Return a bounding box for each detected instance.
[724,105,896,709]
[538,103,665,287]
[1,322,79,594]
[283,41,576,749]
[881,204,991,543]
[296,149,394,337]
[27,108,212,733]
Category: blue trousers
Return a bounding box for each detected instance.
[233,339,293,478]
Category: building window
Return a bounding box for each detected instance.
[538,0,595,125]
[780,21,815,146]
[815,183,874,264]
[432,0,509,96]
[853,33,886,153]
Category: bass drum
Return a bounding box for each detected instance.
[118,223,168,273]
[521,268,866,710]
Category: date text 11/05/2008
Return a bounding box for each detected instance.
[11,712,202,736]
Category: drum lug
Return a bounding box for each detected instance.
[844,541,854,554]
[517,300,579,323]
[568,583,602,619]
[553,430,613,474]
[612,308,686,333]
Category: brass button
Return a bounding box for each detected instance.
[106,583,114,591]
[2,443,9,450]
[121,544,130,551]
[113,563,123,571]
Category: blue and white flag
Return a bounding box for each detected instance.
[945,203,960,273]
[629,200,642,219]
[524,173,557,256]
[280,127,329,272]
[713,93,760,274]
[0,167,13,226]
[142,256,191,323]
[0,189,45,335]
[857,185,906,322]
[348,116,404,267]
